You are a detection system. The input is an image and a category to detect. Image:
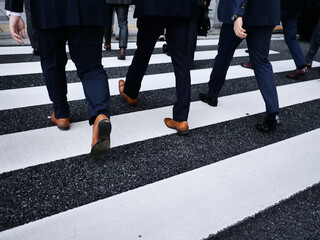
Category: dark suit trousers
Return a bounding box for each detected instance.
[188,6,202,65]
[208,23,279,115]
[124,16,191,122]
[281,11,306,69]
[25,0,39,49]
[37,26,111,125]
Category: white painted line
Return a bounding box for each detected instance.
[0,58,309,111]
[0,39,221,55]
[0,36,285,56]
[0,79,319,174]
[1,129,319,240]
[0,48,278,76]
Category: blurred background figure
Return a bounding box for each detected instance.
[241,0,308,80]
[104,0,132,60]
[305,0,320,69]
[281,0,307,79]
[189,0,211,67]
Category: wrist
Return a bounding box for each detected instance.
[6,10,22,17]
[231,15,242,22]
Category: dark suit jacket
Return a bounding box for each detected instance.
[5,0,108,29]
[218,0,280,26]
[197,0,205,6]
[281,0,304,13]
[133,0,197,19]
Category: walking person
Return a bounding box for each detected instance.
[104,0,132,60]
[281,0,308,79]
[305,0,320,68]
[6,0,112,156]
[306,18,320,68]
[188,0,210,67]
[241,0,308,80]
[119,0,197,135]
[199,0,282,132]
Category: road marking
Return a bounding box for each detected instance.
[0,79,319,174]
[0,48,277,76]
[1,129,319,240]
[0,58,309,111]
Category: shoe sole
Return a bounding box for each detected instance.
[285,73,306,80]
[199,97,218,107]
[57,125,70,131]
[166,126,189,135]
[52,121,70,131]
[91,120,112,156]
[240,64,253,69]
[177,130,188,135]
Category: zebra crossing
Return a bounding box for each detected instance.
[0,37,320,239]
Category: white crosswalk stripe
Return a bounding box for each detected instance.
[1,59,319,111]
[0,39,221,55]
[1,79,320,174]
[1,129,319,240]
[0,48,279,76]
[0,38,319,240]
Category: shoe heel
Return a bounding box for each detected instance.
[91,120,112,156]
[99,119,112,139]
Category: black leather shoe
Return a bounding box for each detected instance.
[33,48,40,56]
[162,44,170,56]
[199,93,218,107]
[104,44,111,51]
[255,113,282,133]
[118,48,126,60]
[275,113,282,126]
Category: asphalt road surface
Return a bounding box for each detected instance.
[0,35,320,240]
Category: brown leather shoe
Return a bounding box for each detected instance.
[286,67,308,79]
[164,118,189,135]
[118,48,126,60]
[51,112,70,130]
[91,114,112,156]
[306,62,312,68]
[119,79,138,105]
[240,61,253,69]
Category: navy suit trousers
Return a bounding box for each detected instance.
[208,23,279,115]
[37,26,111,124]
[281,11,306,69]
[124,16,191,121]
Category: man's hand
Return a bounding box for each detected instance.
[233,17,247,39]
[9,15,26,45]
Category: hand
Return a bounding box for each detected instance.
[233,17,247,39]
[9,15,26,45]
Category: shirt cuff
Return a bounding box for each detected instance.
[6,10,22,17]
